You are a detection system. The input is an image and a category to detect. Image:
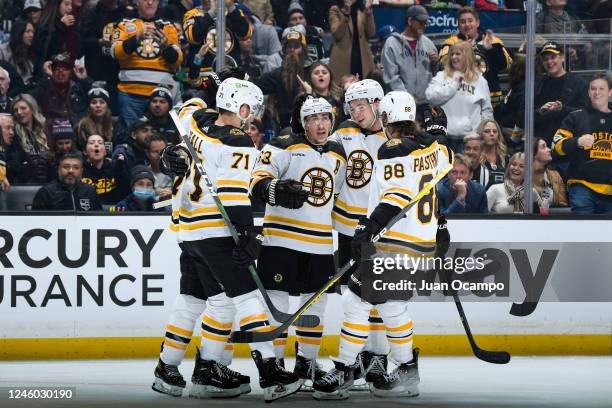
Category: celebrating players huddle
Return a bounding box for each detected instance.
[151,75,452,402]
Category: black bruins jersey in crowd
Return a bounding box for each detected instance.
[552,105,612,196]
[251,133,347,255]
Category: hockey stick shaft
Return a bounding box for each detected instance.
[153,198,172,209]
[232,163,453,343]
[169,111,320,328]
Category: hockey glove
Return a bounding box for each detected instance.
[268,179,310,209]
[160,144,190,175]
[423,105,448,138]
[351,217,380,263]
[435,215,450,258]
[232,226,264,268]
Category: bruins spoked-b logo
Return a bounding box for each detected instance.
[301,167,334,207]
[137,38,160,59]
[346,150,373,189]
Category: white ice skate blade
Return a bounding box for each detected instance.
[370,383,419,398]
[312,389,350,400]
[263,380,301,402]
[240,383,252,395]
[151,378,184,397]
[349,379,370,392]
[188,383,242,398]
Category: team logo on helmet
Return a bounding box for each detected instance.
[346,150,374,189]
[301,167,334,207]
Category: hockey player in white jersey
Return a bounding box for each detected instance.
[157,78,301,402]
[313,91,453,400]
[250,95,347,387]
[330,79,390,386]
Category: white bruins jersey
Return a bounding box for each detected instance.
[330,120,388,236]
[251,134,347,255]
[368,138,453,257]
[171,106,257,241]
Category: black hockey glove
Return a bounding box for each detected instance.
[160,144,190,175]
[435,214,450,258]
[351,217,380,263]
[268,179,310,209]
[232,226,264,268]
[423,105,448,138]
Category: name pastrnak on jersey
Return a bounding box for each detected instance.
[330,120,388,236]
[251,134,347,255]
[368,138,453,257]
[172,107,257,242]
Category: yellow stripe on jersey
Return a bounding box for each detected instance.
[239,314,268,325]
[287,143,311,151]
[384,230,436,244]
[408,141,439,158]
[375,243,433,258]
[343,322,370,331]
[263,215,332,231]
[387,321,414,332]
[384,194,410,208]
[169,223,179,232]
[297,337,321,345]
[335,199,367,214]
[203,315,233,329]
[179,220,227,230]
[190,117,222,144]
[329,151,347,164]
[387,336,413,344]
[166,324,193,337]
[173,206,219,217]
[331,212,358,228]
[336,127,360,134]
[217,179,249,188]
[218,194,250,202]
[340,333,367,345]
[263,229,333,245]
[568,179,612,196]
[164,338,188,350]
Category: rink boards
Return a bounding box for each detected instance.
[0,215,611,359]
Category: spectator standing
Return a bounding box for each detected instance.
[537,0,587,34]
[439,6,512,112]
[287,1,326,66]
[297,61,344,123]
[0,68,12,113]
[32,151,102,211]
[145,134,172,199]
[161,0,194,23]
[237,5,281,56]
[328,0,376,81]
[426,40,493,152]
[31,53,92,126]
[487,152,528,213]
[113,164,159,211]
[112,0,183,128]
[381,5,437,105]
[75,86,127,151]
[476,118,507,190]
[145,86,179,144]
[498,52,526,154]
[534,41,588,145]
[533,137,567,210]
[81,133,130,205]
[552,73,612,214]
[242,0,275,25]
[0,20,37,87]
[437,153,488,214]
[33,0,79,63]
[78,0,128,110]
[23,0,43,26]
[236,36,264,79]
[183,0,250,78]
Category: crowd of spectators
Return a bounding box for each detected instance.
[0,0,610,214]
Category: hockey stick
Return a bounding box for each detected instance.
[169,110,320,328]
[435,221,511,364]
[153,199,172,209]
[231,163,453,343]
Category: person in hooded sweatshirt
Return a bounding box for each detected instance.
[112,164,160,211]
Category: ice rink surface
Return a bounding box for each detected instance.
[1,356,611,408]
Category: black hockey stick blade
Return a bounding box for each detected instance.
[169,110,320,328]
[475,348,511,364]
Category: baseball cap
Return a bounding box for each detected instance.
[406,5,429,22]
[51,53,73,69]
[282,27,306,47]
[539,41,563,56]
[376,25,397,40]
[23,0,42,11]
[129,116,152,133]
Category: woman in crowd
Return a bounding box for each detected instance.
[297,61,344,125]
[11,93,52,182]
[81,133,130,206]
[487,152,526,213]
[33,0,79,63]
[0,20,37,86]
[328,0,376,81]
[533,137,568,210]
[75,87,126,152]
[476,118,507,190]
[425,40,493,152]
[247,118,265,150]
[498,53,525,154]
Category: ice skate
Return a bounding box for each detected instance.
[252,350,301,402]
[151,358,186,397]
[312,360,356,400]
[189,349,242,398]
[371,348,420,398]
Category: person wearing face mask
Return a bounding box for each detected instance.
[82,133,131,205]
[250,94,347,389]
[112,164,159,211]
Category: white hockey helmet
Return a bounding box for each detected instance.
[344,79,384,105]
[216,77,264,119]
[300,96,335,131]
[379,91,416,126]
